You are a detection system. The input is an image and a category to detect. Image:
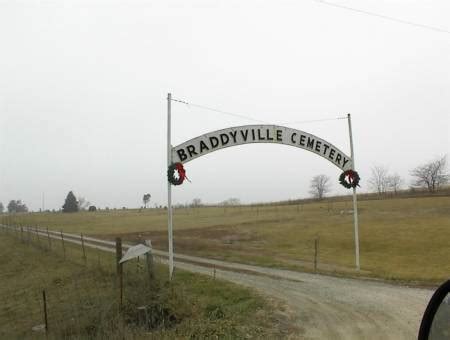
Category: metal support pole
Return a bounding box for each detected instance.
[167,93,174,279]
[347,113,360,271]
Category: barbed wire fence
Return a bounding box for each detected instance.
[0,223,169,339]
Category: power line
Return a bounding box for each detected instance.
[171,98,269,123]
[314,0,450,35]
[172,97,346,126]
[282,116,347,125]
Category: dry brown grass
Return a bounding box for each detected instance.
[5,195,450,284]
[0,231,292,339]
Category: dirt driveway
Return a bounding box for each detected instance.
[25,227,433,339]
[171,257,432,339]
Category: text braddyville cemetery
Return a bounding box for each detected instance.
[172,125,352,170]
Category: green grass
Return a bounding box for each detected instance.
[0,231,292,339]
[4,195,450,284]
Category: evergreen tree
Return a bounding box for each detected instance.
[62,191,79,213]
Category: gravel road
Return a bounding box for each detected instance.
[172,259,432,339]
[11,226,433,340]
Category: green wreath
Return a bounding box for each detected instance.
[339,170,360,189]
[167,163,187,185]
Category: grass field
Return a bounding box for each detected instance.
[4,195,450,284]
[0,231,293,339]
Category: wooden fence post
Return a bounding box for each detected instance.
[20,227,24,242]
[115,238,123,310]
[81,233,87,265]
[46,227,51,250]
[42,290,49,334]
[36,226,40,245]
[115,238,122,274]
[314,237,319,273]
[145,240,154,282]
[60,231,66,259]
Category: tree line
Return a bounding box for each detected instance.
[309,155,449,199]
[1,156,447,212]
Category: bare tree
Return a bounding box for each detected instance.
[143,193,151,208]
[220,198,241,206]
[410,155,449,192]
[77,197,90,211]
[387,173,403,194]
[191,198,202,207]
[309,174,331,200]
[368,165,389,195]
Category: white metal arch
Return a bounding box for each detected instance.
[166,94,360,280]
[172,125,353,171]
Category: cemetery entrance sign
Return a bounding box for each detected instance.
[173,125,352,171]
[165,93,361,279]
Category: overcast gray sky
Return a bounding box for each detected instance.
[1,0,449,211]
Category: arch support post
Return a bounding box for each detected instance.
[167,93,174,279]
[347,113,360,271]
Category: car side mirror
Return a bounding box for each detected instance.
[418,279,450,340]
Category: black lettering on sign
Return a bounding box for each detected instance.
[187,145,197,157]
[251,129,256,140]
[240,129,249,141]
[229,131,237,143]
[177,149,187,162]
[209,136,219,148]
[220,133,229,145]
[329,148,335,160]
[342,158,350,168]
[315,141,322,153]
[299,135,306,147]
[257,129,265,140]
[276,130,282,141]
[291,132,297,144]
[335,153,342,165]
[199,140,209,153]
[323,144,330,155]
[307,137,315,149]
[266,129,274,141]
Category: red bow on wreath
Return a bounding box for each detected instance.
[347,171,355,184]
[168,162,190,185]
[339,170,360,189]
[175,163,186,182]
